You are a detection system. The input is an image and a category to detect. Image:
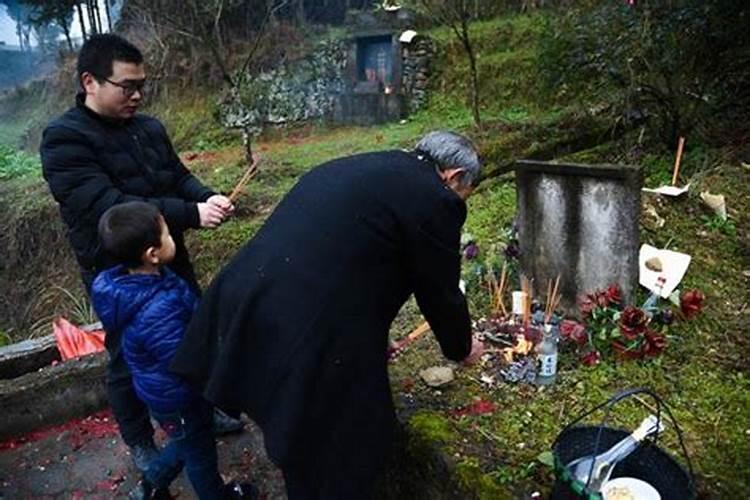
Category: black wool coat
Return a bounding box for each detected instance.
[171,150,472,482]
[40,95,214,285]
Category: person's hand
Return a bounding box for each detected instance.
[206,194,235,217]
[197,202,225,228]
[461,337,484,366]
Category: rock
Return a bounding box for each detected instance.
[419,366,455,387]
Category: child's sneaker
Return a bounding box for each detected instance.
[130,441,159,472]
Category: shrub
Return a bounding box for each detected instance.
[539,1,750,148]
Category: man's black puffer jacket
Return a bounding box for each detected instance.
[41,95,214,276]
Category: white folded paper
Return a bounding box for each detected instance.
[641,183,690,197]
[639,244,691,298]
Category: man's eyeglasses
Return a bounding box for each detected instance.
[99,76,147,97]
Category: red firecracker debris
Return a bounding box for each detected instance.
[0,410,118,452]
[449,399,498,418]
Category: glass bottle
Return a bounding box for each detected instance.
[535,324,557,385]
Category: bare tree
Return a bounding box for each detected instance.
[127,0,288,163]
[409,0,482,128]
[94,0,103,32]
[23,0,76,51]
[85,0,98,35]
[103,0,112,32]
[75,1,86,40]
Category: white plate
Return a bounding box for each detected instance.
[603,477,661,500]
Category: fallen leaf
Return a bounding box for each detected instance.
[537,450,555,467]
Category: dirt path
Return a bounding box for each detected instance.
[0,410,286,499]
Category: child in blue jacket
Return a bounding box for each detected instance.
[91,201,256,500]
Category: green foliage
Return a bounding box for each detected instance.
[28,285,97,338]
[149,93,234,152]
[539,1,750,147]
[409,411,457,444]
[0,144,40,180]
[0,328,12,347]
[701,215,736,236]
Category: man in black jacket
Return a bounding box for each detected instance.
[40,34,240,472]
[171,130,485,499]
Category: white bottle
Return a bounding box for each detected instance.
[568,414,666,492]
[535,324,557,385]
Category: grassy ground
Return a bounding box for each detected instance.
[0,11,747,496]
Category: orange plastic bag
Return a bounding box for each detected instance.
[53,317,106,361]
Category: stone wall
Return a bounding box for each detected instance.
[218,31,435,131]
[401,36,435,112]
[514,160,642,314]
[218,38,348,133]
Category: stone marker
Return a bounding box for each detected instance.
[514,160,642,315]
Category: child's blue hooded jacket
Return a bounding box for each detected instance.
[92,266,199,413]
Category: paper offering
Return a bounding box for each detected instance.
[639,244,691,298]
[641,184,690,197]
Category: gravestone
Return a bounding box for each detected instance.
[514,160,642,315]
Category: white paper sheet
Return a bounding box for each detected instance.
[639,244,691,298]
[641,184,690,196]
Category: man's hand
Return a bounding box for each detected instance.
[197,202,225,228]
[206,194,235,217]
[461,337,485,366]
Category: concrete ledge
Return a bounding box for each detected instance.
[0,335,61,380]
[0,352,108,440]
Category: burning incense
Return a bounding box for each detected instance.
[229,155,261,202]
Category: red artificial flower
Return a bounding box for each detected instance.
[605,284,622,306]
[612,340,643,360]
[642,330,667,357]
[560,320,588,346]
[618,305,649,341]
[578,294,596,318]
[594,290,610,308]
[680,289,705,319]
[581,350,601,366]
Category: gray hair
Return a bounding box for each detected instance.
[415,130,481,187]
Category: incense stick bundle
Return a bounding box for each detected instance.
[229,155,261,202]
[544,275,561,323]
[388,320,431,359]
[496,262,508,316]
[407,321,431,341]
[520,276,531,325]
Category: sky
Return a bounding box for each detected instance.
[0,1,114,47]
[0,5,16,45]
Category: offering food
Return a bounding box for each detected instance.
[603,477,661,500]
[605,487,635,500]
[645,257,663,272]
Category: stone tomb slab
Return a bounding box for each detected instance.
[514,160,642,315]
